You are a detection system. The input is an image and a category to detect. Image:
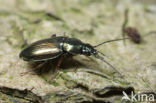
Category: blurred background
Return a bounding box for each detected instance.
[0,0,156,102]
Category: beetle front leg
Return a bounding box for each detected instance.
[68,56,78,72]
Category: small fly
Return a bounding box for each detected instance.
[20,34,128,77]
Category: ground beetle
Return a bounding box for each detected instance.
[20,34,128,77]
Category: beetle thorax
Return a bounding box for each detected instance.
[63,43,73,52]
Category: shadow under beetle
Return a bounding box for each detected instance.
[20,34,128,77]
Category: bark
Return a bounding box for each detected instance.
[0,0,156,103]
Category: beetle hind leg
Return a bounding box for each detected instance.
[20,61,47,76]
[51,56,63,79]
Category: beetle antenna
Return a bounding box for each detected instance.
[94,54,124,78]
[94,38,130,48]
[97,50,106,57]
[97,50,111,60]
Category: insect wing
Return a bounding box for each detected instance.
[20,42,62,61]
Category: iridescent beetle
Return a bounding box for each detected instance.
[20,34,129,76]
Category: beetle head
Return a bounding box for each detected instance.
[82,44,97,56]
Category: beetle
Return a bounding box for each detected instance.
[20,34,128,77]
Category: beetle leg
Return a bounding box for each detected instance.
[52,56,63,79]
[36,61,47,70]
[56,56,63,71]
[74,62,78,72]
[68,55,78,72]
[20,61,47,76]
[51,34,56,38]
